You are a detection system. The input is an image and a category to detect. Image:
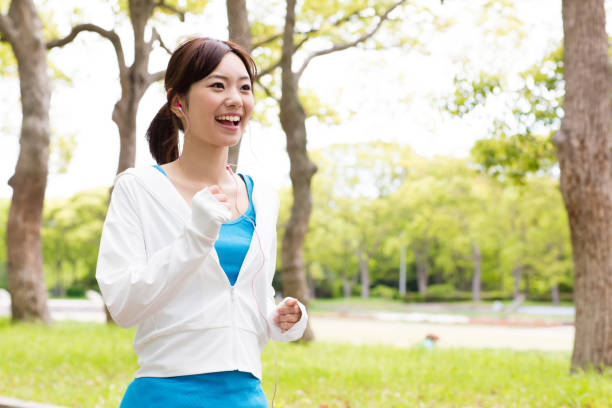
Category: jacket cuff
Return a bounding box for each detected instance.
[268,297,308,342]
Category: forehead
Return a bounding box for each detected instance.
[208,53,250,80]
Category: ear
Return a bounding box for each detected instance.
[168,90,183,117]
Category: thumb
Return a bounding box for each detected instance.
[286,298,297,306]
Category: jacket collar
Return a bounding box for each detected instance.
[117,166,277,234]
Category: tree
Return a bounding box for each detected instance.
[46,1,205,322]
[42,188,108,296]
[277,0,408,340]
[225,0,414,339]
[555,0,612,371]
[226,0,251,166]
[47,0,207,176]
[0,0,52,322]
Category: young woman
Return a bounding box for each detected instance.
[96,37,308,408]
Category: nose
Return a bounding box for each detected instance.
[225,86,243,109]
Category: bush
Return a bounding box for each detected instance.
[425,284,455,298]
[370,285,399,300]
[65,286,85,298]
[402,284,473,303]
[480,291,513,301]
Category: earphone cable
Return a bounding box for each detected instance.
[226,164,278,408]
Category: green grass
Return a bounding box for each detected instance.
[1,318,611,407]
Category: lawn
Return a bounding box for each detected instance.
[1,318,610,407]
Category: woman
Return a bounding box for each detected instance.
[96,37,308,408]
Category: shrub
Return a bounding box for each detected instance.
[65,286,85,298]
[370,285,399,300]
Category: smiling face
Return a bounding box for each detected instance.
[179,52,254,148]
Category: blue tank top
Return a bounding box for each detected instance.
[153,164,255,285]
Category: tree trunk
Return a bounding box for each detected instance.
[512,265,522,300]
[399,242,406,297]
[278,0,316,341]
[414,240,429,296]
[226,0,252,167]
[0,0,51,323]
[555,0,612,371]
[341,273,351,298]
[113,0,156,174]
[305,263,315,299]
[472,243,482,302]
[357,248,370,299]
[551,282,560,306]
[102,0,157,323]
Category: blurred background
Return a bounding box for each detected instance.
[2,0,612,407]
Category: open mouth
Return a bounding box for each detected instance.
[215,115,241,127]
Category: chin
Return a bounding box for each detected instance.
[229,133,244,147]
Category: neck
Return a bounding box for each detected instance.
[177,135,231,185]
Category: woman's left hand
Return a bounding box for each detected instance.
[274,299,302,333]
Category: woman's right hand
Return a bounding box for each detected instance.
[190,185,232,240]
[205,185,232,213]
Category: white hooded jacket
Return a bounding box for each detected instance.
[96,166,308,380]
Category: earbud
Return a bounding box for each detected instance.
[176,101,183,113]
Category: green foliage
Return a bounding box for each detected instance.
[298,142,572,301]
[445,71,502,117]
[248,0,438,125]
[42,188,108,294]
[49,131,77,174]
[370,284,399,300]
[0,43,17,77]
[1,321,612,407]
[299,88,342,125]
[443,46,564,183]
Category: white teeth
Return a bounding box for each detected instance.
[216,115,240,122]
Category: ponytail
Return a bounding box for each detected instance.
[146,103,180,164]
[146,37,257,164]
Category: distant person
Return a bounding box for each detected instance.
[96,37,307,408]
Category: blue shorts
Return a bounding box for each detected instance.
[119,370,268,408]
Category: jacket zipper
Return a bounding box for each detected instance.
[230,285,237,369]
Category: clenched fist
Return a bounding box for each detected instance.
[273,298,302,333]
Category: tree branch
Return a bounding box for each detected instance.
[155,0,186,22]
[256,78,280,104]
[252,33,282,50]
[258,59,282,79]
[46,24,126,68]
[295,0,407,82]
[147,70,166,86]
[252,8,368,52]
[257,38,307,80]
[0,14,16,44]
[147,26,172,57]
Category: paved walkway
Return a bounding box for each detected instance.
[310,315,573,351]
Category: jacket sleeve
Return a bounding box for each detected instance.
[264,201,309,341]
[96,175,231,328]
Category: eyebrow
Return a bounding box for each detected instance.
[208,74,250,81]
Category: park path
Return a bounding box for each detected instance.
[309,314,573,351]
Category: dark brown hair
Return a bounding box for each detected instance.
[146,37,257,164]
